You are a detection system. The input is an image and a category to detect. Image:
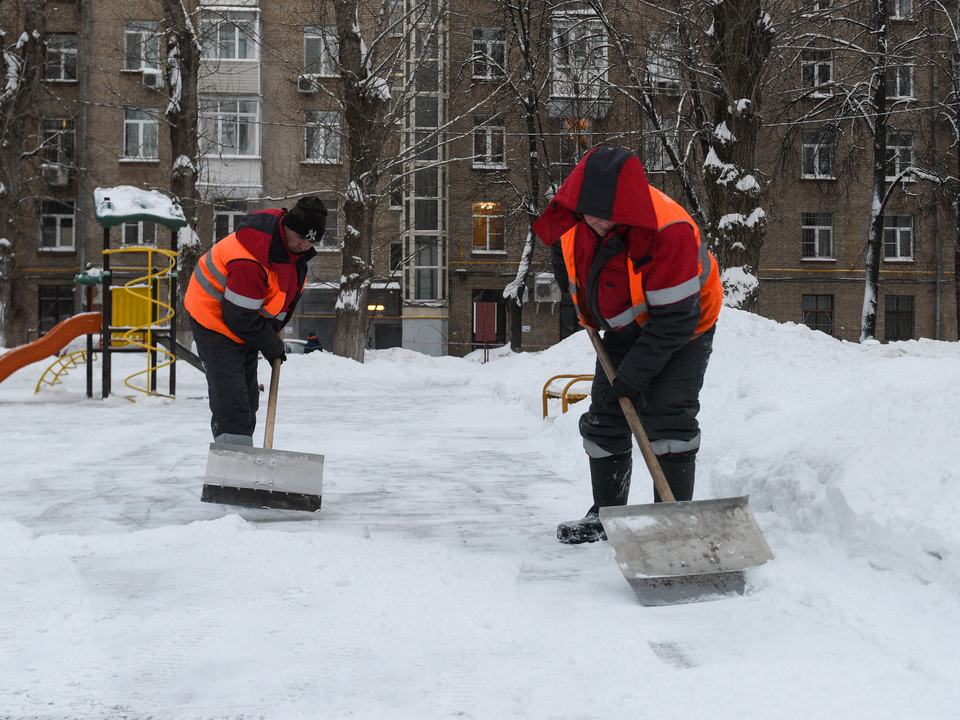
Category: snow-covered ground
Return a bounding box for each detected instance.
[1,308,959,719]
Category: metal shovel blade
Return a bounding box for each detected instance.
[600,496,773,606]
[201,443,324,512]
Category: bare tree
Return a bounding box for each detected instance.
[0,0,46,344]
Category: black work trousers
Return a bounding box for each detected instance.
[190,316,261,445]
[579,324,715,458]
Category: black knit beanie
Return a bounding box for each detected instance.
[282,196,328,244]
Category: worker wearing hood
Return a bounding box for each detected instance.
[532,146,722,544]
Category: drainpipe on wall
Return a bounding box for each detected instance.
[76,0,92,296]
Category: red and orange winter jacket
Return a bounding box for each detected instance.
[532,147,722,392]
[185,209,316,360]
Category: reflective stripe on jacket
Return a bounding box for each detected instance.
[561,187,722,335]
[184,233,290,344]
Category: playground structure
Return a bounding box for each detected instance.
[0,187,195,399]
[541,373,593,418]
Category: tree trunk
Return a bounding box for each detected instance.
[162,0,203,346]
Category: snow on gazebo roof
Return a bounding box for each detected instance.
[93,186,187,230]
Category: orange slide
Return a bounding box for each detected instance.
[0,312,102,385]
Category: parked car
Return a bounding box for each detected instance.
[283,339,308,355]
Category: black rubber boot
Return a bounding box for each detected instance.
[557,453,632,544]
[654,452,696,502]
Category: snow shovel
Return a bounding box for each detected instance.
[201,358,323,511]
[586,327,773,606]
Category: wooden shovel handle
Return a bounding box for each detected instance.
[586,327,676,503]
[262,357,282,450]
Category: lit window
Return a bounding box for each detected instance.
[39,200,75,250]
[801,212,833,259]
[45,34,77,81]
[883,215,913,261]
[305,111,340,163]
[124,21,161,71]
[123,108,159,159]
[473,202,505,253]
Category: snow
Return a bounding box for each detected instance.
[93,186,187,229]
[2,308,960,718]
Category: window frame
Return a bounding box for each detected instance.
[889,0,913,20]
[472,116,507,169]
[39,199,76,251]
[801,129,834,179]
[124,20,161,72]
[801,49,833,96]
[200,98,260,158]
[304,26,339,77]
[314,198,340,251]
[201,10,260,62]
[884,64,914,100]
[412,236,440,300]
[550,13,607,100]
[122,220,158,246]
[802,294,834,336]
[304,110,341,164]
[884,295,914,341]
[40,118,76,166]
[122,108,160,160]
[801,212,834,260]
[472,27,505,81]
[885,131,914,182]
[472,202,506,254]
[44,33,78,82]
[38,285,76,336]
[883,214,914,261]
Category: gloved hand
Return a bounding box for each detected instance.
[604,377,645,410]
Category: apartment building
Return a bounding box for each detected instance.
[2,0,955,358]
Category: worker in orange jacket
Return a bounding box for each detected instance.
[185,196,327,445]
[532,147,723,544]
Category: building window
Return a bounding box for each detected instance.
[39,200,75,250]
[884,296,914,340]
[214,200,248,240]
[647,32,679,89]
[886,131,913,181]
[801,212,833,259]
[473,202,505,253]
[317,198,339,249]
[551,15,607,99]
[802,294,834,335]
[472,27,505,80]
[304,26,338,77]
[885,65,913,99]
[40,118,75,166]
[123,221,158,246]
[123,108,159,159]
[413,237,439,300]
[200,99,259,157]
[305,111,340,163]
[124,21,161,71]
[801,49,832,95]
[472,116,506,168]
[38,285,75,335]
[202,10,259,61]
[45,34,78,81]
[389,241,403,274]
[801,0,833,12]
[889,0,912,19]
[883,215,913,261]
[644,133,675,173]
[387,0,403,36]
[415,96,439,162]
[801,129,834,178]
